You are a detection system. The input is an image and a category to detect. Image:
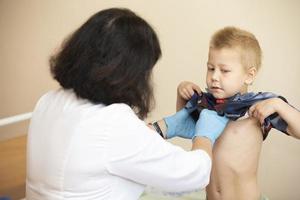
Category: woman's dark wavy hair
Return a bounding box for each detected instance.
[50,8,161,119]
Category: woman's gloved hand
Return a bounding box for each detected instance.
[194,109,229,144]
[164,108,196,139]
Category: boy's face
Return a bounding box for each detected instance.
[206,47,253,99]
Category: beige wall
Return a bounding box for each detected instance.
[1,0,300,199]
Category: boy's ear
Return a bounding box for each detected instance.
[245,66,257,85]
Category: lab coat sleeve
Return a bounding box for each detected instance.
[105,105,212,193]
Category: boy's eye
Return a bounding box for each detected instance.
[207,67,214,71]
[222,69,231,73]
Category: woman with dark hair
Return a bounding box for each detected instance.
[26,8,228,200]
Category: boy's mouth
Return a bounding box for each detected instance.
[210,86,223,91]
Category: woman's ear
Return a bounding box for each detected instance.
[245,66,257,85]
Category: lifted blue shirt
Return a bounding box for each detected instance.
[185,92,290,140]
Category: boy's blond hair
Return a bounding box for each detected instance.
[210,26,262,71]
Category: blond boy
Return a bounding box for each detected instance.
[177,26,266,200]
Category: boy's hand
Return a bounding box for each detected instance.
[177,81,201,100]
[193,109,229,144]
[248,97,283,125]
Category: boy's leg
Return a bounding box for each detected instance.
[206,118,263,200]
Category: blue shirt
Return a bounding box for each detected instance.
[185,92,290,140]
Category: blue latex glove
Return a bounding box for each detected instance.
[164,108,196,139]
[194,109,229,144]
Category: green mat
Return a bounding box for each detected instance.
[140,191,269,200]
[139,190,206,200]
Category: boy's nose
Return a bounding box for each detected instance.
[211,70,220,81]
